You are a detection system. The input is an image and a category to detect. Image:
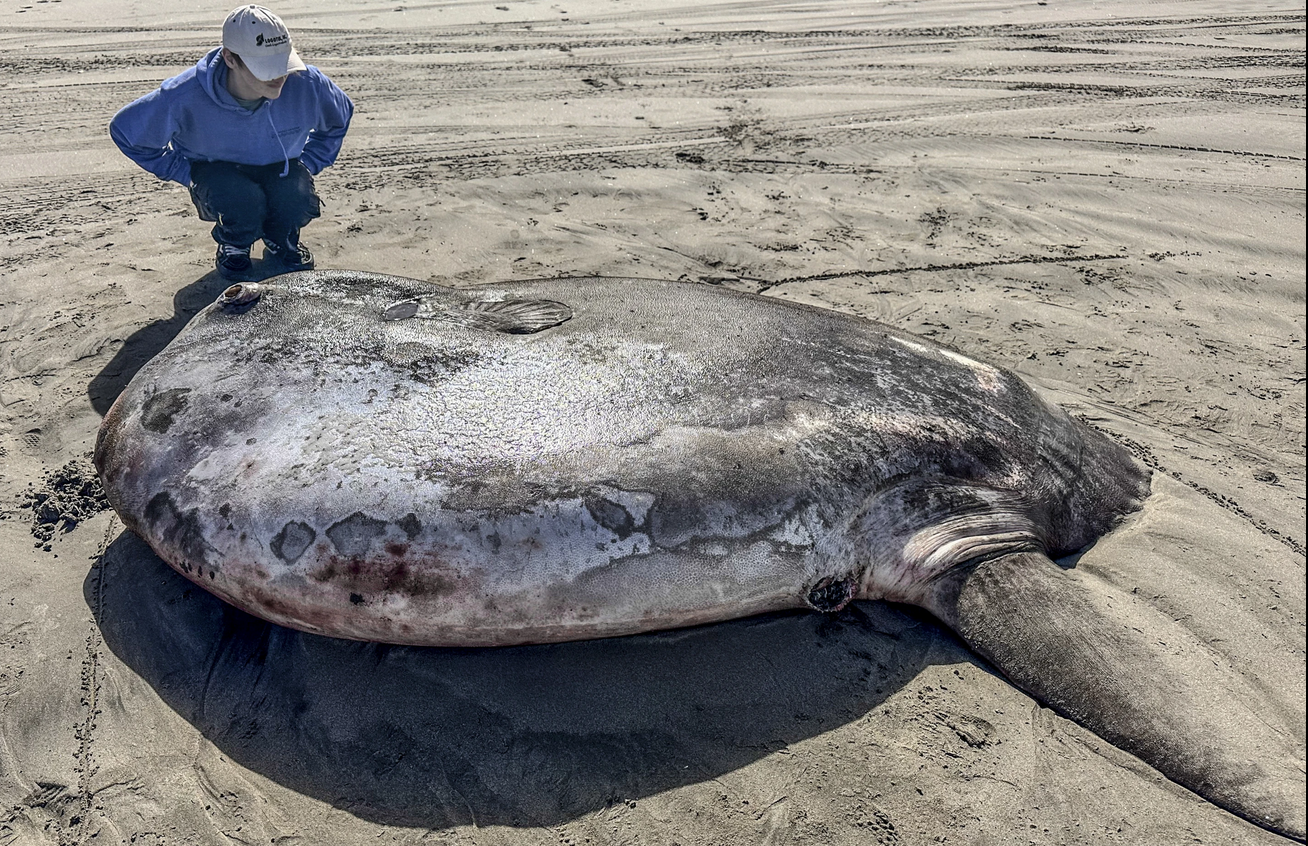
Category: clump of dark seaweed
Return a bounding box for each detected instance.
[20,459,109,548]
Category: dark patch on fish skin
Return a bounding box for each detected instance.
[384,561,413,592]
[403,349,483,385]
[645,481,797,549]
[143,492,209,573]
[385,542,408,556]
[806,576,856,613]
[584,496,636,539]
[309,561,339,583]
[271,521,317,563]
[140,388,192,434]
[326,512,388,557]
[350,593,364,605]
[311,551,461,600]
[396,513,422,540]
[897,482,994,517]
[938,432,1016,484]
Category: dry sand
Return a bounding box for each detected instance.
[1,0,1304,843]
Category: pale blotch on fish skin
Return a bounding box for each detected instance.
[892,335,1005,394]
[767,506,820,551]
[890,336,933,357]
[938,348,1004,394]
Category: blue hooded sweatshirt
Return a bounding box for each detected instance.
[110,47,354,187]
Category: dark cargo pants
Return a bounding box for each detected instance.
[188,158,321,252]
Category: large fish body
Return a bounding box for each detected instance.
[95,272,1140,644]
[94,272,1303,840]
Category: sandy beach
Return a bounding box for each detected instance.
[1,0,1304,843]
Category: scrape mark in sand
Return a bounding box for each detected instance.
[757,253,1129,292]
[9,518,117,844]
[1025,136,1307,162]
[69,517,116,845]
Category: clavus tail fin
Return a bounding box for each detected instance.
[925,551,1306,842]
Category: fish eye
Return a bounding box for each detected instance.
[218,283,263,306]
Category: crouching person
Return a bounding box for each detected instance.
[110,5,353,279]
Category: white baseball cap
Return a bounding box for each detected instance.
[222,5,307,81]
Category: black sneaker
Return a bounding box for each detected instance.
[215,244,252,279]
[263,239,315,271]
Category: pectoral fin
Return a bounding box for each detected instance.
[926,551,1305,841]
[382,296,572,334]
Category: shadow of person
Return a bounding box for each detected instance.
[88,261,290,417]
[90,531,943,830]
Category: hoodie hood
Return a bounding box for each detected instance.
[194,47,250,112]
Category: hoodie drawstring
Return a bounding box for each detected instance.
[266,109,290,177]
